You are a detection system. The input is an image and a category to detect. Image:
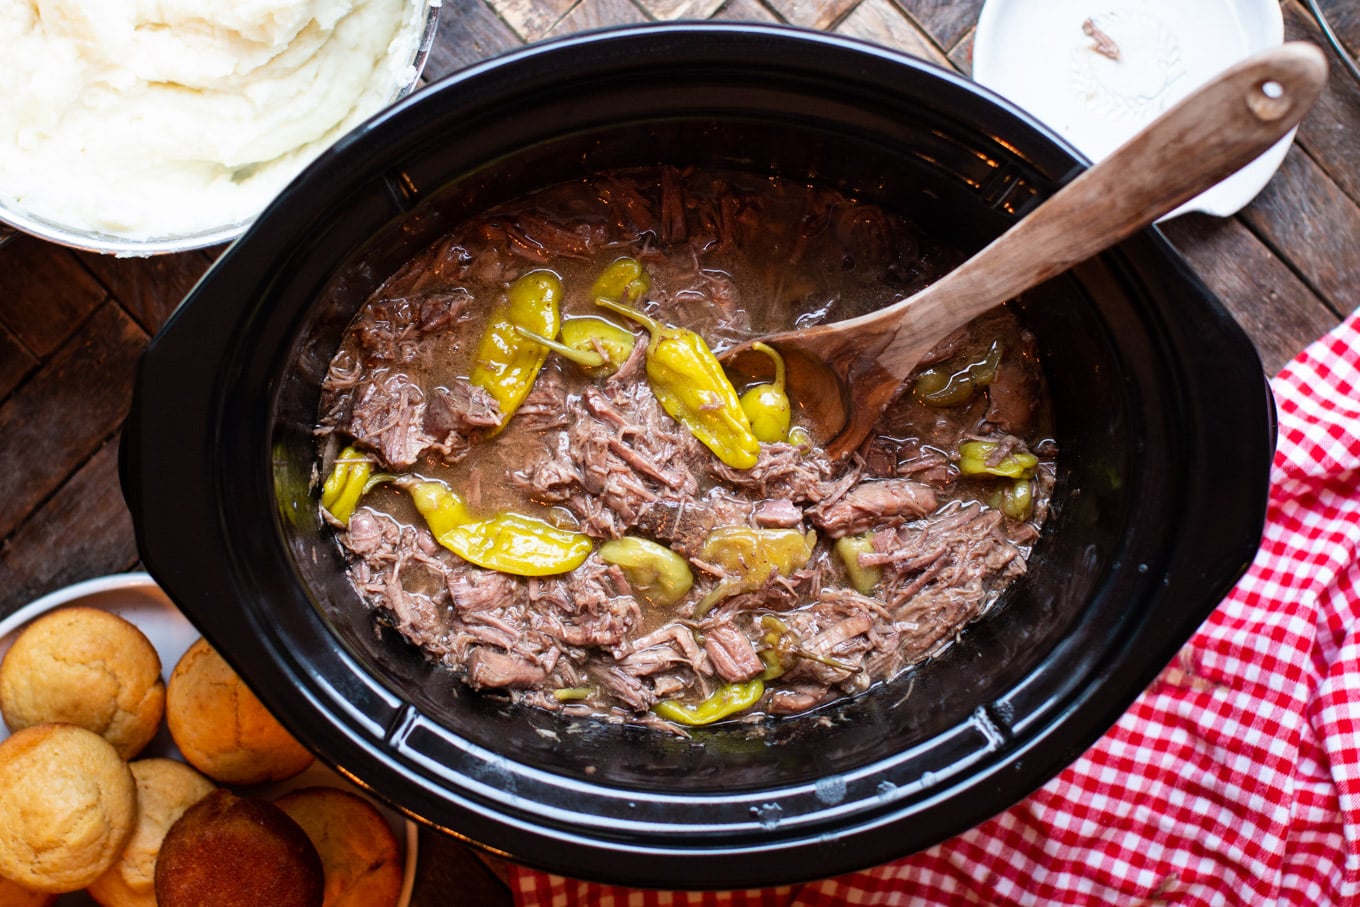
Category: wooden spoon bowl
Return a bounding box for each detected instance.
[723,42,1328,460]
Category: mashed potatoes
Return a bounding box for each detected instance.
[0,0,427,242]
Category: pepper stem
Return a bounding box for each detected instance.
[750,341,786,390]
[514,326,606,368]
[595,296,661,335]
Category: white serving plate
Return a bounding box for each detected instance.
[0,573,418,906]
[973,0,1290,218]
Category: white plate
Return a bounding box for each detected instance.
[0,573,418,906]
[973,0,1290,218]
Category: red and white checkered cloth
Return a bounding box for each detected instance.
[511,307,1360,906]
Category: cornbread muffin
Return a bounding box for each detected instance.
[88,758,217,907]
[155,789,324,907]
[274,787,403,907]
[0,724,137,893]
[0,606,165,759]
[0,874,56,906]
[165,637,313,784]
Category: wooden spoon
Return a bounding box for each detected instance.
[723,42,1328,461]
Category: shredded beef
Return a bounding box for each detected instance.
[809,477,938,538]
[423,379,503,460]
[984,334,1042,434]
[467,649,548,689]
[346,372,430,468]
[704,622,765,683]
[323,166,1055,727]
[710,443,850,504]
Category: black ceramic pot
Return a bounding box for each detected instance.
[121,23,1273,889]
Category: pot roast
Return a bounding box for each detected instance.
[314,166,1055,730]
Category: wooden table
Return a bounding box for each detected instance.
[0,1,1356,902]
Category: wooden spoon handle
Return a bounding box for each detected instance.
[876,41,1329,351]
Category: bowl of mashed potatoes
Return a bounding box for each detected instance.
[0,0,438,256]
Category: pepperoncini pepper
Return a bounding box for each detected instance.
[598,536,693,606]
[992,478,1034,521]
[834,534,882,594]
[591,256,651,304]
[395,476,591,576]
[787,425,814,448]
[596,298,761,470]
[445,512,593,576]
[320,446,372,526]
[399,476,474,537]
[758,614,855,678]
[470,270,562,423]
[913,340,1004,408]
[517,315,637,377]
[652,678,765,726]
[695,527,816,618]
[958,440,1038,479]
[758,614,793,680]
[553,687,595,702]
[738,342,792,443]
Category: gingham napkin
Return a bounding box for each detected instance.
[511,306,1360,906]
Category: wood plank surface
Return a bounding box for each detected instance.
[0,302,146,542]
[76,248,213,336]
[553,0,649,35]
[1160,213,1342,375]
[0,2,1358,904]
[0,438,138,610]
[896,0,984,54]
[835,0,951,65]
[1285,1,1360,204]
[0,238,105,357]
[487,0,576,40]
[0,325,36,399]
[424,0,523,76]
[1241,145,1360,317]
